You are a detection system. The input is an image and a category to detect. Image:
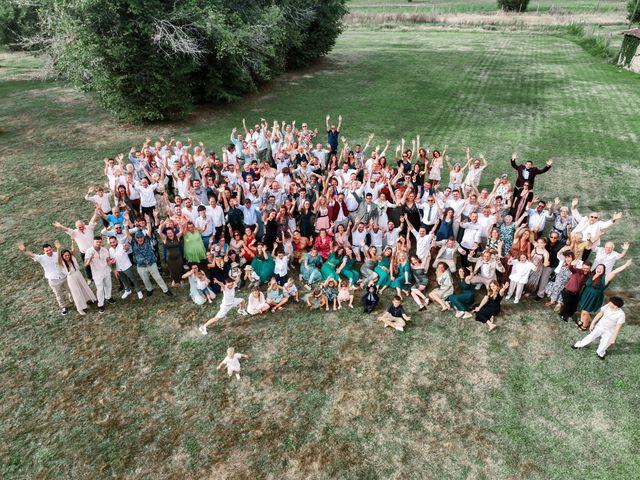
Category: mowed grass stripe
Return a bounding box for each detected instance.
[1,29,639,479]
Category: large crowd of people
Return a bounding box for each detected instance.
[17,115,633,360]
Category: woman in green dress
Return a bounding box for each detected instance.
[578,260,631,330]
[429,262,454,311]
[183,221,206,264]
[321,247,345,281]
[390,251,412,297]
[448,267,477,317]
[300,247,323,286]
[251,243,275,284]
[375,247,393,293]
[338,246,360,286]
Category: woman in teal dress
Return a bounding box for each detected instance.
[300,247,323,286]
[578,260,631,330]
[375,247,393,292]
[339,247,361,286]
[448,267,476,317]
[251,243,275,283]
[321,247,344,281]
[390,252,412,296]
[183,222,207,264]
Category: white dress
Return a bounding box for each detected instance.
[429,158,443,181]
[247,292,267,315]
[62,258,97,312]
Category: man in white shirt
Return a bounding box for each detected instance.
[52,209,99,282]
[410,223,434,262]
[108,236,143,299]
[477,207,496,244]
[527,200,552,236]
[571,198,622,260]
[85,186,113,225]
[572,296,626,359]
[459,212,483,267]
[131,177,159,218]
[84,236,114,313]
[420,196,440,230]
[17,242,72,315]
[591,241,629,273]
[383,221,400,249]
[351,222,368,261]
[195,206,215,250]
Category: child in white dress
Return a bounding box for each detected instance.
[217,347,248,380]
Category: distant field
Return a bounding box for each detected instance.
[349,0,627,14]
[1,26,640,480]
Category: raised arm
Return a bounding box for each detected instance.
[605,259,632,285]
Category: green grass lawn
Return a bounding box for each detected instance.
[1,27,640,479]
[348,0,627,14]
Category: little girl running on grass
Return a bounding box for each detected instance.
[217,347,248,380]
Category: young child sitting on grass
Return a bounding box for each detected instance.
[266,277,288,312]
[216,347,248,380]
[283,277,299,302]
[362,282,379,314]
[378,295,411,332]
[304,289,326,310]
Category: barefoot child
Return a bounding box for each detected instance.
[283,277,299,302]
[378,295,411,332]
[199,278,247,335]
[337,280,354,309]
[216,347,248,380]
[266,277,288,311]
[322,278,339,311]
[305,288,326,310]
[246,286,270,316]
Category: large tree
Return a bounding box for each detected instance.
[8,0,347,122]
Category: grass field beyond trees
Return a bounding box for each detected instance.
[1,25,640,480]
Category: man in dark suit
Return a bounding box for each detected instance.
[510,152,553,197]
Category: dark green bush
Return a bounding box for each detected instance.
[629,0,640,23]
[497,0,530,12]
[8,0,347,123]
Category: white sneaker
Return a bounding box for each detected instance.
[395,326,404,332]
[475,284,481,290]
[238,309,248,316]
[505,294,512,300]
[137,291,144,300]
[121,290,132,300]
[235,373,241,380]
[383,323,389,328]
[198,325,208,335]
[514,299,520,304]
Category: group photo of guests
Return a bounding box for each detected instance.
[17,115,633,359]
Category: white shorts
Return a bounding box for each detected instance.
[215,298,243,319]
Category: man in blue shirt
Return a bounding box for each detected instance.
[130,231,173,297]
[326,113,342,156]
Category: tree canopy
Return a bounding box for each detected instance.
[2,0,347,122]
